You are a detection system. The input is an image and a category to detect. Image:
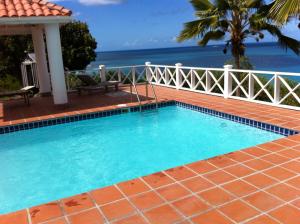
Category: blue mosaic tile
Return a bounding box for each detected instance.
[0,100,298,136]
[175,101,298,137]
[0,102,172,134]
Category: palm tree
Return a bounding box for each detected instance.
[269,0,300,25]
[177,0,300,70]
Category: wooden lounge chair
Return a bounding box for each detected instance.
[0,86,39,105]
[77,75,121,95]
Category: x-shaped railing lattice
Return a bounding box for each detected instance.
[135,67,147,83]
[207,70,225,93]
[166,68,176,86]
[252,74,275,102]
[155,67,167,84]
[278,76,300,104]
[97,64,300,110]
[107,70,119,82]
[179,69,192,88]
[193,70,207,91]
[229,72,250,98]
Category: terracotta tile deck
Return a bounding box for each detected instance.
[0,86,300,224]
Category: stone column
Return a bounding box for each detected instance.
[44,23,68,105]
[31,26,51,94]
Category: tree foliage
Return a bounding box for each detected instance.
[225,56,253,69]
[269,0,300,25]
[0,35,32,81]
[60,21,97,70]
[0,75,22,92]
[177,0,300,70]
[0,20,97,91]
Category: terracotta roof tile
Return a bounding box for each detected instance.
[0,0,71,18]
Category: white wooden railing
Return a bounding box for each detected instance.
[66,62,300,110]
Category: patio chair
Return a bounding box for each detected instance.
[77,75,121,95]
[0,86,39,105]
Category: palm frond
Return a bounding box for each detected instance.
[198,30,225,46]
[178,0,300,63]
[257,2,273,17]
[219,19,230,30]
[177,16,220,42]
[190,0,214,11]
[255,22,300,55]
[249,13,269,28]
[195,8,221,18]
[245,0,265,8]
[270,0,300,24]
[215,0,230,11]
[177,20,203,42]
[277,35,300,55]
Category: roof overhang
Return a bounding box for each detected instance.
[0,25,32,35]
[0,16,72,25]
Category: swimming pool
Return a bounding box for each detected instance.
[0,104,284,213]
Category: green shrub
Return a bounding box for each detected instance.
[225,57,254,70]
[0,74,21,92]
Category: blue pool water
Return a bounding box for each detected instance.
[0,106,283,213]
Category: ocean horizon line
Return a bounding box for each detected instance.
[97,41,279,54]
[89,41,300,78]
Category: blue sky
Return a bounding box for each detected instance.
[58,0,299,52]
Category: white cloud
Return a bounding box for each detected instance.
[78,0,123,6]
[123,39,140,47]
[148,38,158,43]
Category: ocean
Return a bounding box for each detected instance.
[87,42,300,82]
[89,42,300,71]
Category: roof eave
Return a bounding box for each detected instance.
[0,16,73,25]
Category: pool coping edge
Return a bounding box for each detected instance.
[0,100,298,137]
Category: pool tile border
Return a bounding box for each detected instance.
[0,100,298,137]
[0,101,174,134]
[176,101,299,137]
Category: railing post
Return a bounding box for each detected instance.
[206,70,211,93]
[132,67,136,84]
[274,73,281,104]
[224,65,233,99]
[165,67,170,85]
[249,73,254,99]
[175,63,182,90]
[99,65,106,82]
[117,68,122,82]
[191,70,196,89]
[155,67,160,84]
[145,62,151,82]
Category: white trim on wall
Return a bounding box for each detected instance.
[0,16,72,25]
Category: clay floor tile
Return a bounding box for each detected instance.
[68,208,104,224]
[90,185,123,205]
[143,204,182,224]
[29,202,63,224]
[0,210,28,224]
[269,205,300,224]
[191,210,233,224]
[100,199,135,221]
[117,178,150,197]
[219,200,259,223]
